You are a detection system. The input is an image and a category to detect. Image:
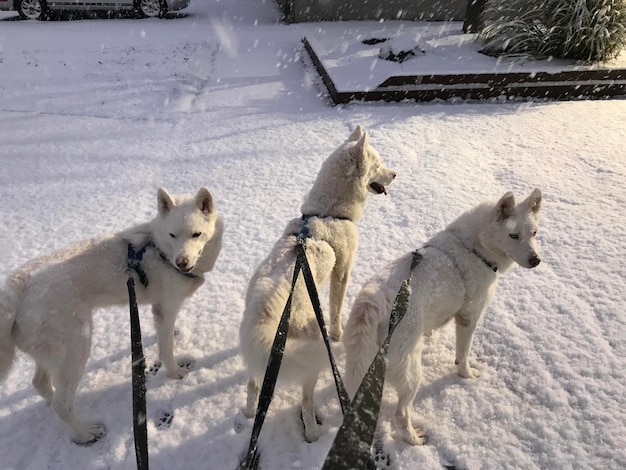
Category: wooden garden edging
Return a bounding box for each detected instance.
[303,37,626,105]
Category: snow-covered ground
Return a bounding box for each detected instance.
[1,1,625,469]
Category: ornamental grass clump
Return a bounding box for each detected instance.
[478,0,626,62]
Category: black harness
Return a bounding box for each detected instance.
[297,213,352,239]
[127,240,198,288]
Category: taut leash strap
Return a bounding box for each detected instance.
[238,259,302,470]
[322,251,423,470]
[294,241,351,414]
[127,277,149,470]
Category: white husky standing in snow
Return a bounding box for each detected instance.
[343,189,543,445]
[0,187,223,444]
[238,126,396,442]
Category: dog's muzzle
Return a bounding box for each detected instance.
[370,182,387,195]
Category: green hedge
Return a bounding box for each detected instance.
[478,0,626,62]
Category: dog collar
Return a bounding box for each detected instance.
[127,241,198,288]
[301,213,353,222]
[436,234,499,274]
[297,213,353,240]
[470,248,498,273]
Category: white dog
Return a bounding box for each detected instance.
[343,189,543,445]
[238,126,396,442]
[0,187,223,444]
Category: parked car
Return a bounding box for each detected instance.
[0,0,190,20]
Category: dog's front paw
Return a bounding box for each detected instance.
[301,408,323,443]
[330,325,343,342]
[457,363,481,379]
[165,358,195,379]
[396,422,426,446]
[166,366,189,380]
[304,422,321,443]
[234,410,252,434]
[71,422,107,446]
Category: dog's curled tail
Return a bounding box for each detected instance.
[342,282,389,400]
[0,273,24,382]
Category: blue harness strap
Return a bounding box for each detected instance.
[127,241,154,288]
[127,241,198,288]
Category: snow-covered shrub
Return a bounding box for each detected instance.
[377,33,429,63]
[478,0,626,62]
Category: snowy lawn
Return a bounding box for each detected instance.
[1,1,625,469]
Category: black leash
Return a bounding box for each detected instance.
[126,239,201,470]
[126,276,149,470]
[239,224,351,469]
[238,255,302,470]
[322,250,423,470]
[294,241,351,414]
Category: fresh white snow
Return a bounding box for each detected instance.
[1,1,625,469]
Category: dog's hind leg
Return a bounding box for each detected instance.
[234,376,259,433]
[49,319,105,445]
[391,349,425,446]
[329,268,350,341]
[32,363,53,404]
[301,373,321,442]
[242,376,259,419]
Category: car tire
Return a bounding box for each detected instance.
[135,0,168,18]
[16,0,48,20]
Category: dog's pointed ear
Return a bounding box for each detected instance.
[524,188,542,214]
[348,125,364,142]
[157,188,176,215]
[195,187,215,215]
[495,191,516,220]
[350,131,369,164]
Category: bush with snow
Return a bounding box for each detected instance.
[478,0,626,62]
[377,33,429,63]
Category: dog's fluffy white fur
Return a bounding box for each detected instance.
[343,189,543,445]
[0,187,223,444]
[238,126,396,442]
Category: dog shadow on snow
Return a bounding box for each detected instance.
[0,344,243,427]
[0,357,469,469]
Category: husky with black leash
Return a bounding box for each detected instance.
[343,189,543,446]
[0,186,223,445]
[237,126,396,459]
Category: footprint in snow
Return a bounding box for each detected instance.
[154,409,174,430]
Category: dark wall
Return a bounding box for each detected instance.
[277,0,467,22]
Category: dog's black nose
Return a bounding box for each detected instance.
[528,254,541,267]
[391,172,397,180]
[176,256,189,268]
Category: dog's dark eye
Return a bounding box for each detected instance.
[169,233,176,238]
[509,233,519,240]
[192,232,202,238]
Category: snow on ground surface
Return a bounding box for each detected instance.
[1,1,625,469]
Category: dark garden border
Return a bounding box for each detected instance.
[303,37,626,104]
